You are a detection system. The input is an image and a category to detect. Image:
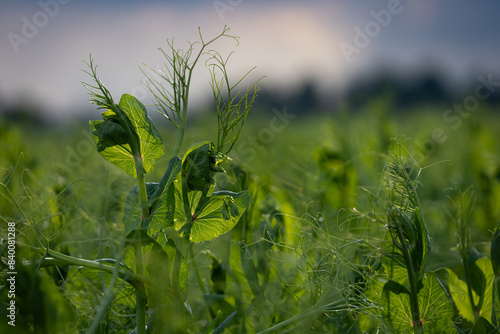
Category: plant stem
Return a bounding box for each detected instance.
[134,155,150,225]
[85,250,124,334]
[394,215,423,333]
[133,155,148,334]
[170,107,186,159]
[255,306,332,334]
[135,244,147,334]
[30,248,150,288]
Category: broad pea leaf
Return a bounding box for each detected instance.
[172,179,204,231]
[491,227,500,323]
[466,249,487,305]
[383,261,410,285]
[91,120,130,150]
[172,142,248,243]
[471,316,496,334]
[90,94,164,177]
[182,141,222,192]
[491,227,500,277]
[384,280,410,295]
[382,272,455,333]
[447,257,500,326]
[172,174,249,242]
[446,268,475,323]
[189,191,250,243]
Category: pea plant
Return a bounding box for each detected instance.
[17,26,263,334]
[358,143,455,333]
[356,141,500,333]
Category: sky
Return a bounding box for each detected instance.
[1,0,500,121]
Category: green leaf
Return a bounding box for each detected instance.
[189,191,250,243]
[382,272,455,333]
[447,268,476,323]
[91,120,130,151]
[413,207,430,273]
[90,94,164,177]
[491,226,500,277]
[473,257,499,324]
[182,141,218,192]
[202,310,237,334]
[391,207,429,276]
[383,260,409,285]
[471,316,497,334]
[384,280,410,295]
[467,249,487,305]
[238,242,262,298]
[172,179,203,231]
[448,256,499,326]
[202,310,225,334]
[491,226,500,324]
[212,311,237,334]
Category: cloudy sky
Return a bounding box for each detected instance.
[1,0,499,120]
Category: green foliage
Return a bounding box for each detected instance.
[87,91,164,177]
[4,27,500,334]
[446,257,500,325]
[382,271,455,333]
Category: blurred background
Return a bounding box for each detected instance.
[1,0,500,123]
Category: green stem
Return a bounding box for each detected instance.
[394,216,423,333]
[181,176,192,228]
[134,156,149,225]
[30,248,150,288]
[133,155,148,334]
[170,112,186,159]
[256,306,327,334]
[135,243,146,334]
[85,250,124,334]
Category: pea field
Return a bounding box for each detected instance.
[2,28,500,334]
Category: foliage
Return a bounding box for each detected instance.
[2,28,500,334]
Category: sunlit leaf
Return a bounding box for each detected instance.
[448,257,500,326]
[90,94,164,177]
[382,272,455,333]
[189,191,250,243]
